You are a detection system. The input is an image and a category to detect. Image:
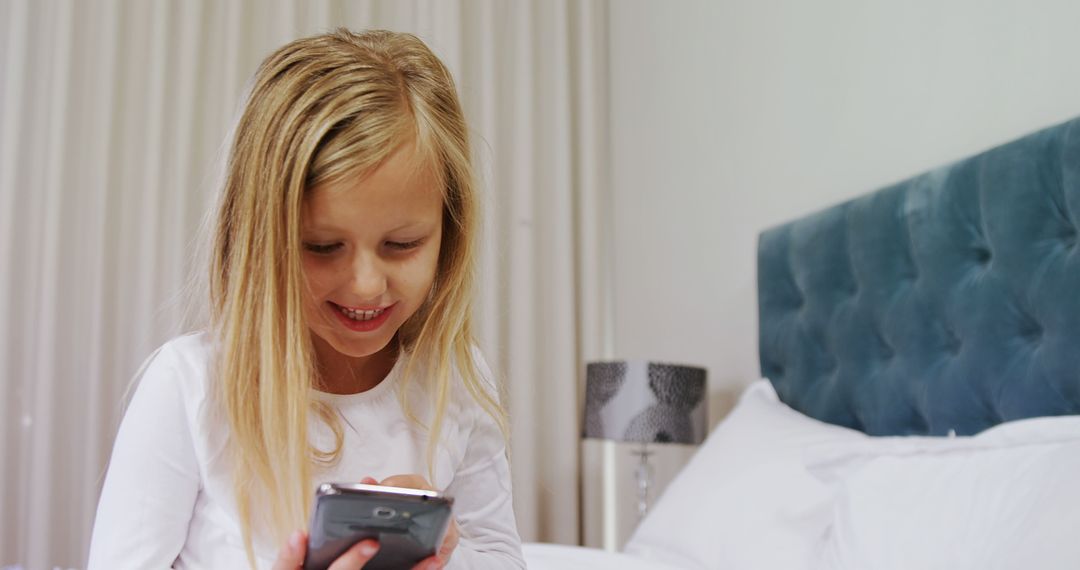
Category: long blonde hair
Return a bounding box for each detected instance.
[208,28,506,565]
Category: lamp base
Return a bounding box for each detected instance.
[580,438,698,551]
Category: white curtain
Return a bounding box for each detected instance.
[0,1,611,567]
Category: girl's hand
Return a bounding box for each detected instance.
[362,474,460,569]
[271,529,380,570]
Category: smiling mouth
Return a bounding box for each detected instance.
[335,304,386,321]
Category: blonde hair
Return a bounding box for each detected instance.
[208,28,506,565]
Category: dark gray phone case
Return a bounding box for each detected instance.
[303,482,454,570]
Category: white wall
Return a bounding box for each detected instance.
[608,0,1080,423]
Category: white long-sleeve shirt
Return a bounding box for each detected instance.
[88,332,524,569]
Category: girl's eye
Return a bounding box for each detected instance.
[303,242,342,255]
[386,239,424,251]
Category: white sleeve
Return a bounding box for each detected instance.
[87,343,201,569]
[443,351,526,570]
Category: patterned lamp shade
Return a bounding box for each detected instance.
[583,360,707,445]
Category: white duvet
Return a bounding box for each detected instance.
[530,381,1080,570]
[522,543,686,570]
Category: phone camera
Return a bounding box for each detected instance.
[373,506,396,519]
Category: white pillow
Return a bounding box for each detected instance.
[624,380,935,570]
[625,379,1080,570]
[811,421,1080,570]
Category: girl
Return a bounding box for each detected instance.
[87,29,524,569]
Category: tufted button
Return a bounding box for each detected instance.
[1024,321,1044,341]
[941,326,962,354]
[849,411,866,433]
[974,246,992,264]
[875,329,894,358]
[913,410,930,433]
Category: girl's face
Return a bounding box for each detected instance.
[300,142,443,368]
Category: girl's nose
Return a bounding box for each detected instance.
[349,255,388,299]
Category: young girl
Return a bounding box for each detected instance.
[87,29,524,569]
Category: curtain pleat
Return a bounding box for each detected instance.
[0,2,610,566]
[78,1,122,559]
[26,0,72,561]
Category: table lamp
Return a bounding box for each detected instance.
[583,360,707,519]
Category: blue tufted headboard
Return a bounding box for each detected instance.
[757,117,1080,436]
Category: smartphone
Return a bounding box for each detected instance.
[303,482,454,570]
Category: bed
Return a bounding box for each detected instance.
[524,116,1080,569]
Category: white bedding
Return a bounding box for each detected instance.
[618,380,1080,570]
[525,382,1080,569]
[522,543,686,570]
[812,431,1080,569]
